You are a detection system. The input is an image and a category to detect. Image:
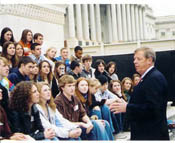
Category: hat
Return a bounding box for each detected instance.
[97,75,108,85]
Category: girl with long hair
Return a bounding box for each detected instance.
[52,61,66,98]
[9,81,57,140]
[75,77,114,140]
[36,82,82,140]
[106,61,119,80]
[38,60,53,86]
[1,41,16,69]
[0,27,15,47]
[19,29,33,56]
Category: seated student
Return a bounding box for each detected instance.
[15,42,24,66]
[0,27,15,48]
[33,33,43,46]
[44,47,57,70]
[0,57,14,93]
[109,80,126,134]
[95,75,120,106]
[81,55,95,78]
[70,46,83,63]
[121,77,133,131]
[54,75,113,140]
[68,60,85,80]
[94,59,112,83]
[8,56,34,85]
[52,61,66,98]
[75,77,114,140]
[36,82,82,140]
[29,43,45,65]
[132,73,141,87]
[88,78,115,133]
[55,47,71,72]
[95,75,122,134]
[38,60,53,86]
[0,88,34,141]
[106,61,119,80]
[121,77,133,102]
[19,29,33,56]
[9,81,58,141]
[1,41,17,70]
[28,62,39,82]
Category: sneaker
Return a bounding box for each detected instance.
[115,133,127,139]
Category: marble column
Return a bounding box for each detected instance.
[135,5,140,40]
[131,4,136,41]
[95,4,102,42]
[117,4,123,41]
[142,7,146,40]
[126,4,132,41]
[89,4,96,41]
[75,4,83,40]
[111,4,118,42]
[107,5,113,43]
[122,4,127,41]
[82,4,89,41]
[68,5,75,39]
[139,6,144,40]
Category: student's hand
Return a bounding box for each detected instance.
[68,128,82,138]
[86,122,93,134]
[97,120,106,126]
[10,133,26,140]
[44,128,56,139]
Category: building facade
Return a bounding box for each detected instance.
[64,4,156,48]
[155,16,175,40]
[0,4,174,55]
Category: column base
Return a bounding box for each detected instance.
[67,38,78,48]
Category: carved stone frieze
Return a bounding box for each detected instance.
[0,4,66,25]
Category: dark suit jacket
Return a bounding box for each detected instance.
[126,67,169,140]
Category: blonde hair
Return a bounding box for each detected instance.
[88,78,101,88]
[36,82,56,111]
[0,56,9,66]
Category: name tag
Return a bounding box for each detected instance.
[31,116,34,122]
[74,105,79,111]
[0,121,4,126]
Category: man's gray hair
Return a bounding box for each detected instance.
[134,47,156,63]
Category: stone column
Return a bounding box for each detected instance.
[117,4,123,41]
[82,4,89,41]
[121,4,127,41]
[139,6,144,40]
[75,4,83,40]
[107,5,113,43]
[95,4,102,42]
[89,4,96,41]
[131,4,136,41]
[68,5,75,39]
[111,4,118,42]
[135,5,140,40]
[142,7,146,40]
[126,4,132,41]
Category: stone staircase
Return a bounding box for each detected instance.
[115,102,175,140]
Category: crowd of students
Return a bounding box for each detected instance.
[0,27,141,141]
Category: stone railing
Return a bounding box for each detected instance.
[70,39,175,56]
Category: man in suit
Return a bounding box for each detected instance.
[110,47,169,140]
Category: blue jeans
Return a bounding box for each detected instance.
[111,112,123,134]
[80,120,114,140]
[90,104,115,133]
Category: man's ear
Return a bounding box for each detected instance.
[147,57,153,65]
